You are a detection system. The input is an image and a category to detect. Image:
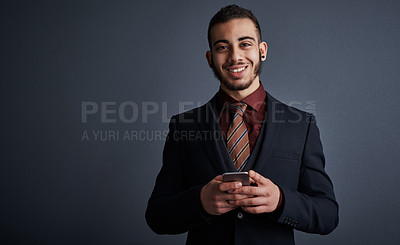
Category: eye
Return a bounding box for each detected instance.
[241,42,252,47]
[216,45,228,51]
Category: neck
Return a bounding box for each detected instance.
[221,79,260,101]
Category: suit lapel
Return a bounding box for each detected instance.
[253,93,284,172]
[196,96,234,174]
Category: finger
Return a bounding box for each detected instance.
[230,186,265,196]
[208,199,238,215]
[224,193,251,201]
[214,199,238,208]
[249,170,268,185]
[214,192,249,202]
[233,196,266,206]
[219,181,242,192]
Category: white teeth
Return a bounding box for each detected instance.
[228,67,246,73]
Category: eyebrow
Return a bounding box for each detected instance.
[213,36,256,47]
[238,36,255,42]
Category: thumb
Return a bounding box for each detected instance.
[214,175,223,182]
[249,170,267,185]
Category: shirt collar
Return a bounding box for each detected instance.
[216,82,267,112]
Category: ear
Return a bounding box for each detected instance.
[206,50,213,67]
[259,42,268,61]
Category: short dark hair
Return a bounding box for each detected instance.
[207,5,262,49]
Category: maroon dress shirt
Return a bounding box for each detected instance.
[216,82,267,151]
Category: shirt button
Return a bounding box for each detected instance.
[237,212,244,219]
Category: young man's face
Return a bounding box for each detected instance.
[207,18,267,93]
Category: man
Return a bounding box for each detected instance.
[146,5,338,245]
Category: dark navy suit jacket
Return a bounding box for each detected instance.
[146,92,338,245]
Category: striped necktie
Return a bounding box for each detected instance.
[226,102,250,171]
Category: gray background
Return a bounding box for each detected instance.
[1,0,400,244]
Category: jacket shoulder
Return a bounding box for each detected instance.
[267,93,315,123]
[170,97,217,125]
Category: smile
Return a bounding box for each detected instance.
[227,66,247,73]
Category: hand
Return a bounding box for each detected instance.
[200,175,250,215]
[229,170,281,214]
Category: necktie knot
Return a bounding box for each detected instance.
[229,102,247,117]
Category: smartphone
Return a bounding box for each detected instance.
[222,172,250,186]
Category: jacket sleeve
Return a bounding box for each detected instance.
[145,115,211,234]
[277,115,339,234]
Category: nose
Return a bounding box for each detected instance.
[228,46,242,63]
